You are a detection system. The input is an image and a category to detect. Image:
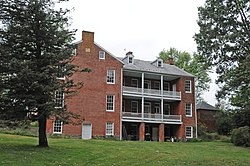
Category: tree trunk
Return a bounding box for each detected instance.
[38,113,48,147]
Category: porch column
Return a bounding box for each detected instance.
[159,123,165,142]
[161,98,164,120]
[142,73,144,93]
[139,122,145,141]
[142,97,144,119]
[161,75,163,95]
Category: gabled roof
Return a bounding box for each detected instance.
[118,58,194,77]
[196,101,217,111]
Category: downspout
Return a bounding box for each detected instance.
[120,68,123,141]
[195,77,198,138]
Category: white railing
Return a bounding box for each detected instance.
[122,112,182,123]
[123,86,181,99]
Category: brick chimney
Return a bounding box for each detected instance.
[166,57,174,65]
[82,30,94,53]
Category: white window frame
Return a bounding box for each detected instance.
[99,51,105,59]
[164,104,171,115]
[154,103,161,114]
[131,101,138,113]
[106,95,115,112]
[56,65,66,80]
[55,90,64,108]
[107,69,115,84]
[186,126,193,138]
[144,80,151,89]
[154,81,160,90]
[128,56,134,64]
[72,48,77,56]
[131,79,138,88]
[185,103,192,117]
[53,120,63,134]
[164,82,170,91]
[157,59,163,67]
[144,102,151,113]
[185,80,192,93]
[106,122,114,136]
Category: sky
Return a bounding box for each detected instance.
[59,0,218,106]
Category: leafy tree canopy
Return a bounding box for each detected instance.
[0,0,81,147]
[194,0,250,108]
[159,48,211,101]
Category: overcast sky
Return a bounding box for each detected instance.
[59,0,218,105]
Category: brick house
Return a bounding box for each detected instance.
[47,30,196,141]
[196,101,218,132]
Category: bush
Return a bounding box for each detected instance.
[231,126,250,147]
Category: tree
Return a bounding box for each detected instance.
[194,0,250,108]
[159,48,211,101]
[0,0,80,147]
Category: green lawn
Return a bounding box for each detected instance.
[0,134,249,166]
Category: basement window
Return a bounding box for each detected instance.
[53,120,63,134]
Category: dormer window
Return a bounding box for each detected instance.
[125,51,134,64]
[128,57,133,64]
[157,59,163,67]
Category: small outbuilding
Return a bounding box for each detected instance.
[196,101,218,132]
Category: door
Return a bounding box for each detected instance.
[82,124,92,139]
[152,127,159,141]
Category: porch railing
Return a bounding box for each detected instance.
[123,86,181,100]
[122,112,182,123]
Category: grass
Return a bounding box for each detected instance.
[0,134,249,166]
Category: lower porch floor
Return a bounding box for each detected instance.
[122,122,184,142]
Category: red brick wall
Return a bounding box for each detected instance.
[175,77,196,139]
[47,31,123,138]
[197,109,217,132]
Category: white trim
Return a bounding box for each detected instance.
[53,120,63,134]
[185,80,192,93]
[107,69,115,84]
[99,51,105,60]
[131,101,138,113]
[185,103,192,117]
[106,122,114,136]
[144,80,151,89]
[55,90,64,109]
[120,68,123,140]
[154,103,161,114]
[106,95,115,112]
[186,126,193,138]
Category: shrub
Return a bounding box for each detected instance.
[231,126,250,147]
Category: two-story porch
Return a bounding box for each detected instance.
[121,70,183,141]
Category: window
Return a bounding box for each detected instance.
[128,57,133,64]
[144,102,151,113]
[164,82,170,91]
[106,122,114,136]
[99,51,105,59]
[131,101,138,113]
[186,126,193,138]
[72,48,77,56]
[154,103,160,114]
[144,80,151,89]
[154,81,160,90]
[53,120,63,134]
[106,95,114,111]
[185,80,192,93]
[185,103,192,117]
[157,60,163,67]
[107,69,115,84]
[164,104,170,115]
[57,65,66,79]
[55,90,64,108]
[131,79,138,88]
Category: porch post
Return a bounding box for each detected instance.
[159,123,165,142]
[161,98,164,120]
[141,72,144,119]
[139,122,145,141]
[161,75,163,95]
